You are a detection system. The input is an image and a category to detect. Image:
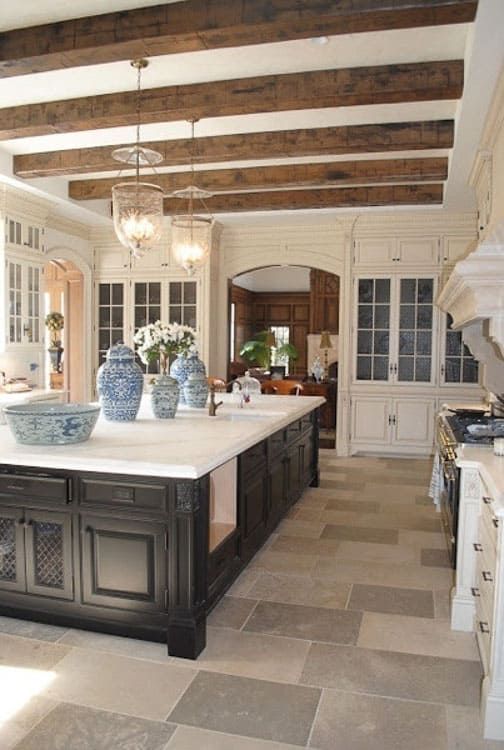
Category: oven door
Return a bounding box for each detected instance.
[440,459,460,568]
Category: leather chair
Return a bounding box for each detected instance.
[261,379,303,395]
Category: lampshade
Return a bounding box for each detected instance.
[319,331,332,349]
[112,59,164,258]
[112,182,164,258]
[265,331,277,348]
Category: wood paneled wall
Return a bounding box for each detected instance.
[254,292,310,376]
[309,270,340,334]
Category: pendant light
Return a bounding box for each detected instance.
[112,59,164,259]
[171,119,213,275]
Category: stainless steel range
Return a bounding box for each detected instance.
[436,410,504,568]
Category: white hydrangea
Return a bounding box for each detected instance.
[133,321,197,366]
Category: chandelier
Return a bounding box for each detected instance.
[171,120,214,275]
[112,59,164,258]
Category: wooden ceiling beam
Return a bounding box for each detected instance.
[162,184,444,213]
[0,60,464,141]
[0,1,478,78]
[14,120,455,179]
[68,157,448,201]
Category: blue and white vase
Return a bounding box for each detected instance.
[184,372,209,408]
[151,375,179,419]
[170,352,206,404]
[96,343,143,422]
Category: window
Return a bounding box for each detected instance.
[134,282,161,374]
[97,283,124,365]
[168,281,197,329]
[444,314,479,384]
[270,325,290,374]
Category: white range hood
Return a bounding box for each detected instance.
[438,222,504,358]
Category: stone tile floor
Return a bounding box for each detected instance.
[2,453,504,749]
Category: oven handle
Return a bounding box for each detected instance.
[442,462,457,484]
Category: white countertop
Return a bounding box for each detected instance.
[0,394,325,480]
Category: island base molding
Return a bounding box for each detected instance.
[0,407,320,659]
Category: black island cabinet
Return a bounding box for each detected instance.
[0,407,319,659]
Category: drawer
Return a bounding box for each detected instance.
[475,614,491,674]
[476,567,494,631]
[480,495,499,552]
[208,531,239,585]
[286,419,302,443]
[80,479,166,510]
[240,441,267,477]
[301,413,313,433]
[0,473,69,503]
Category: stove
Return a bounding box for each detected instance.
[445,414,504,445]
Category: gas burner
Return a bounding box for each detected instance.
[445,414,504,445]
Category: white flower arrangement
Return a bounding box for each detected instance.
[134,321,196,372]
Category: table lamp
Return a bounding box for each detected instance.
[319,331,332,380]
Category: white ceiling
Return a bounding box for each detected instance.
[234,266,311,293]
[0,1,503,223]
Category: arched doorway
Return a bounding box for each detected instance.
[43,249,91,402]
[228,264,340,448]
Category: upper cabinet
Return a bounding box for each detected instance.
[4,258,44,349]
[5,216,44,255]
[353,237,439,267]
[441,235,477,265]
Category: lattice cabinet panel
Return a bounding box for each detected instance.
[0,508,26,592]
[25,511,73,600]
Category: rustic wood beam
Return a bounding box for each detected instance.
[0,60,464,141]
[162,184,444,213]
[14,120,455,179]
[0,1,477,78]
[69,157,448,201]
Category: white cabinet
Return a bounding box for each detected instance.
[93,246,130,275]
[353,237,438,267]
[441,235,476,265]
[440,313,480,388]
[351,395,434,452]
[354,275,437,386]
[3,257,44,350]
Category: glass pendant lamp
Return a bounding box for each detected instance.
[112,59,164,258]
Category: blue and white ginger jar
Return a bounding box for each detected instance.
[184,372,209,408]
[151,375,179,419]
[96,343,143,422]
[170,352,206,404]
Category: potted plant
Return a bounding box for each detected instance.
[45,311,64,373]
[240,330,298,371]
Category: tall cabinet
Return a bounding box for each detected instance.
[350,228,482,455]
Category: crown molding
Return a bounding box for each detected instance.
[0,181,54,223]
[46,212,91,240]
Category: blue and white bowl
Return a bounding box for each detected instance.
[4,403,101,445]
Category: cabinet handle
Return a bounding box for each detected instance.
[473,543,483,552]
[471,587,480,597]
[493,518,499,528]
[392,415,396,426]
[7,483,25,491]
[440,364,445,376]
[479,621,490,634]
[483,496,492,505]
[393,363,398,374]
[15,517,25,527]
[24,519,32,528]
[482,571,493,582]
[389,363,394,374]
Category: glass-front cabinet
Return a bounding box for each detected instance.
[355,275,436,385]
[441,313,479,386]
[4,258,43,348]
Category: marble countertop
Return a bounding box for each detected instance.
[0,394,325,479]
[0,388,64,424]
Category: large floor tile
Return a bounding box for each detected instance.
[0,616,68,642]
[348,583,434,618]
[58,628,171,662]
[319,479,366,491]
[207,597,258,630]
[333,539,419,564]
[13,703,176,750]
[191,626,311,683]
[166,725,302,750]
[445,705,504,749]
[324,497,380,513]
[0,632,70,670]
[275,519,326,539]
[249,550,317,576]
[358,612,480,660]
[321,524,399,545]
[421,548,451,568]
[243,601,362,645]
[168,671,321,746]
[310,688,447,750]
[313,558,453,590]
[434,589,453,619]
[269,536,340,557]
[227,568,262,597]
[45,649,196,720]
[247,571,351,610]
[300,642,482,706]
[0,696,57,750]
[399,529,447,549]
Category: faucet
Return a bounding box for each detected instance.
[208,384,224,416]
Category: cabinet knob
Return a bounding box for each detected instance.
[473,542,483,552]
[482,496,492,505]
[24,519,32,528]
[479,621,490,634]
[471,587,480,597]
[482,570,493,583]
[493,518,499,528]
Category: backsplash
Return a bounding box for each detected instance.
[0,350,45,388]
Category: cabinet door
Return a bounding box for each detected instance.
[442,235,475,264]
[355,277,391,383]
[441,314,479,386]
[25,510,73,600]
[96,282,126,366]
[6,260,23,345]
[93,247,130,274]
[0,506,26,592]
[354,238,395,266]
[132,281,162,375]
[351,397,391,445]
[393,398,434,448]
[268,458,287,529]
[81,515,166,612]
[397,238,438,265]
[396,277,436,384]
[239,474,268,557]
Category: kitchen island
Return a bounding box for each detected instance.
[0,394,323,659]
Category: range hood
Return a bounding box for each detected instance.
[438,223,504,359]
